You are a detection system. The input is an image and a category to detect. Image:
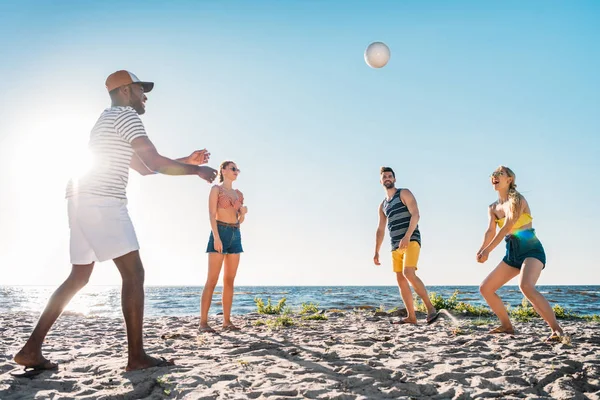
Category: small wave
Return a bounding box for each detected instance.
[256,292,289,295]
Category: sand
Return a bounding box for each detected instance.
[1,310,599,399]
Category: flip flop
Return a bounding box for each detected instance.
[155,357,175,367]
[545,332,569,344]
[545,333,561,343]
[426,311,441,325]
[11,361,58,378]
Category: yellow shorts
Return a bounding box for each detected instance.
[392,241,421,273]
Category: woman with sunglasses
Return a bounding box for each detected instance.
[200,161,247,332]
[477,166,564,342]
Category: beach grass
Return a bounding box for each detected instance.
[302,313,328,321]
[299,302,320,315]
[413,289,599,322]
[252,293,598,330]
[253,297,329,328]
[253,296,288,315]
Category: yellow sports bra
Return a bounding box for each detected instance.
[496,213,533,232]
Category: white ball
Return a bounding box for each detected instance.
[364,42,390,68]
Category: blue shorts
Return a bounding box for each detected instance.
[206,221,243,254]
[503,229,546,269]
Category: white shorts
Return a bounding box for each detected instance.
[68,195,140,265]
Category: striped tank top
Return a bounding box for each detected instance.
[382,188,421,250]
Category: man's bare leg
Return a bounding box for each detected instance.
[403,267,437,320]
[113,250,173,371]
[396,272,417,323]
[14,263,94,368]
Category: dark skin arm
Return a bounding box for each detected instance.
[129,149,211,176]
[130,137,217,182]
[130,154,154,176]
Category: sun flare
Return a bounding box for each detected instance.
[11,112,95,191]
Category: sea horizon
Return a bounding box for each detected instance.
[2,285,598,318]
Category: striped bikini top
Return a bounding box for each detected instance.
[215,185,244,211]
[382,188,421,249]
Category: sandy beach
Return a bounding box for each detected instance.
[1,310,599,399]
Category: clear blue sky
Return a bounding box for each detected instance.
[0,0,598,286]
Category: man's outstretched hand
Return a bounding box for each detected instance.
[184,149,211,165]
[198,166,218,183]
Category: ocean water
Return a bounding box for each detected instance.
[1,285,598,319]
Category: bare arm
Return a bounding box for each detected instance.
[400,189,420,239]
[482,199,527,254]
[238,191,247,224]
[129,154,154,176]
[478,205,497,253]
[238,206,248,224]
[175,149,210,165]
[208,186,220,240]
[375,203,386,253]
[374,203,387,265]
[130,136,208,176]
[130,149,210,176]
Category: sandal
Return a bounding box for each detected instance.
[545,331,569,344]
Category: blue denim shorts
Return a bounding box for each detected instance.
[503,229,546,269]
[206,221,243,254]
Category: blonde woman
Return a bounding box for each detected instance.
[477,166,563,341]
[200,161,247,332]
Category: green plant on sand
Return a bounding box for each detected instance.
[413,290,598,322]
[300,302,320,315]
[254,296,287,315]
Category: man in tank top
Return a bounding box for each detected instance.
[374,167,440,325]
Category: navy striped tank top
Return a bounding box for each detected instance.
[382,188,421,250]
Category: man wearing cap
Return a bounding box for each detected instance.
[14,70,217,373]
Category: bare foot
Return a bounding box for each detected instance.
[489,325,515,334]
[222,324,240,331]
[14,349,58,370]
[392,317,418,325]
[125,355,175,372]
[199,324,216,333]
